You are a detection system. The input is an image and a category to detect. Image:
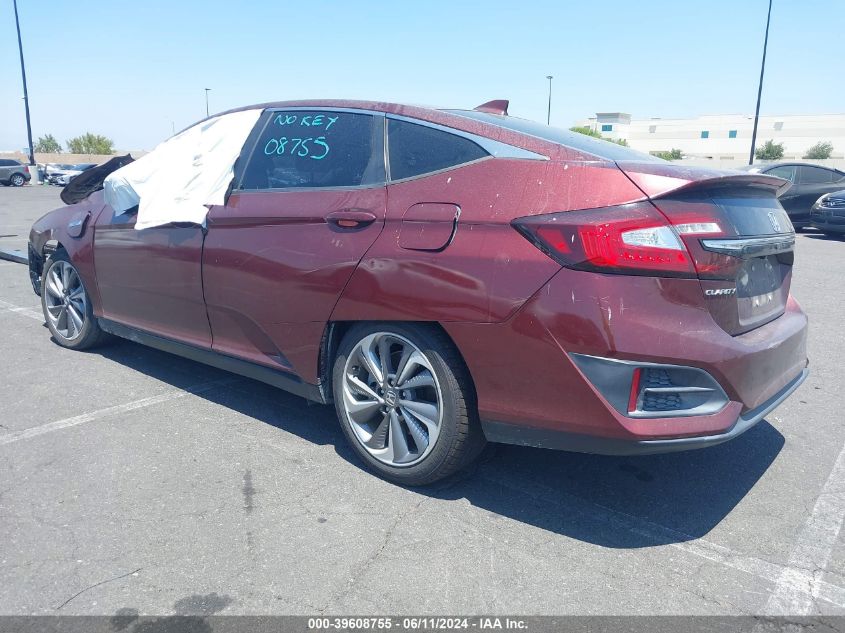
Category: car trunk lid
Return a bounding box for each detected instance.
[617,162,795,336]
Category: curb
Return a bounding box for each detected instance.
[0,248,27,265]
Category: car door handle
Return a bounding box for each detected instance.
[326,210,377,229]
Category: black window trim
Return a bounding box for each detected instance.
[384,113,494,184]
[234,106,388,193]
[796,164,838,185]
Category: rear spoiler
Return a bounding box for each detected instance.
[615,161,792,199]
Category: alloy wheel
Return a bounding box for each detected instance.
[44,261,87,341]
[342,332,443,467]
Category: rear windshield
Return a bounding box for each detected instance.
[445,110,662,162]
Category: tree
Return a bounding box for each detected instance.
[570,126,629,147]
[66,133,114,155]
[803,141,833,160]
[34,134,62,153]
[653,148,684,161]
[755,139,784,161]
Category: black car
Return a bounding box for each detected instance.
[810,189,845,236]
[744,162,845,228]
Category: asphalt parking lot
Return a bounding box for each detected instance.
[1,185,844,617]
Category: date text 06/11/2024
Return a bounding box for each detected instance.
[306,617,529,630]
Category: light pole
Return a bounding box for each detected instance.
[205,88,211,117]
[749,0,773,165]
[13,0,35,168]
[546,76,553,125]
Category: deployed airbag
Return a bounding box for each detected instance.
[104,109,262,229]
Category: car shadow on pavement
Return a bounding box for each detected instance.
[94,339,785,550]
[429,421,784,548]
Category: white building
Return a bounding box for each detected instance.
[574,112,845,168]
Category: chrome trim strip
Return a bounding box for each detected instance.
[700,235,795,259]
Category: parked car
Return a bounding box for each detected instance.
[28,100,808,485]
[48,163,97,186]
[0,158,32,186]
[742,162,845,229]
[810,190,845,236]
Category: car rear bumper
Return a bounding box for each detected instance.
[445,266,809,452]
[482,368,807,454]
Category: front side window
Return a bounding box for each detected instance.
[239,110,384,190]
[387,119,489,181]
[766,166,795,182]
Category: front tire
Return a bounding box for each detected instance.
[333,323,485,486]
[41,250,108,350]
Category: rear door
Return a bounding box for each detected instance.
[202,108,387,380]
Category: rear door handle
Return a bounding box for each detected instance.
[326,210,377,229]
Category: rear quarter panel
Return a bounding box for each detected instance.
[331,158,646,323]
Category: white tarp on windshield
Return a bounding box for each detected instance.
[104,108,262,230]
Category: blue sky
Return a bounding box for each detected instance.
[1,0,843,151]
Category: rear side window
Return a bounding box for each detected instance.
[239,110,385,190]
[387,119,488,181]
[798,166,836,184]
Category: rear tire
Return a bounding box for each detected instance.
[41,250,108,350]
[10,173,25,187]
[332,323,486,486]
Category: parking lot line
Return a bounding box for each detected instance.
[762,439,845,614]
[0,377,240,447]
[475,470,845,610]
[0,297,43,322]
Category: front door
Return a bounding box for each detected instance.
[202,108,387,382]
[93,207,211,348]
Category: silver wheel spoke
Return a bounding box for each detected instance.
[56,306,68,333]
[342,383,382,424]
[347,375,382,403]
[388,410,410,463]
[364,413,390,449]
[47,270,63,298]
[399,370,436,390]
[398,399,438,429]
[395,350,425,387]
[67,304,84,335]
[402,410,430,452]
[358,345,383,384]
[378,336,392,379]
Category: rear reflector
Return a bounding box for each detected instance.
[513,202,697,277]
[570,354,730,419]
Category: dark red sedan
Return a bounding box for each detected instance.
[28,99,808,485]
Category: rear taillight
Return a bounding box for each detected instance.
[652,199,742,280]
[513,202,697,277]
